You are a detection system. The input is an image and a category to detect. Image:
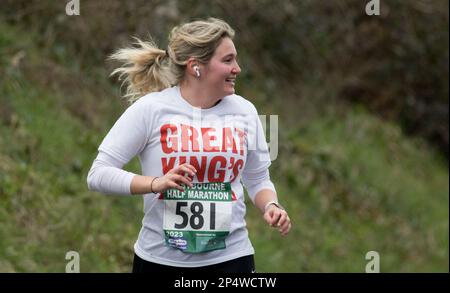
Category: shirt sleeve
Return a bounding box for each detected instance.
[97,98,152,163]
[241,106,276,203]
[86,98,152,195]
[86,151,136,195]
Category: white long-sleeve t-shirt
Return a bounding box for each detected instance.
[87,85,276,267]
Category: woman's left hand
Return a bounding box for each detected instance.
[263,205,291,236]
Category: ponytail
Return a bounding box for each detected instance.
[109,37,175,104]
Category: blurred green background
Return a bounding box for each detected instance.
[0,0,448,272]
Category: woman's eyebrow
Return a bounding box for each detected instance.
[222,53,237,58]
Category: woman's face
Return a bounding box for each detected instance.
[203,37,241,98]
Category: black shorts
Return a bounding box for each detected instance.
[132,253,255,273]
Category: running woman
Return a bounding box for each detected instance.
[87,17,291,273]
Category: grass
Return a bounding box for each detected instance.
[0,21,448,272]
[247,106,448,272]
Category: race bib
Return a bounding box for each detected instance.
[163,182,232,253]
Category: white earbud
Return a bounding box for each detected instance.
[194,65,200,78]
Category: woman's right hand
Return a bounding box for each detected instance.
[152,163,197,193]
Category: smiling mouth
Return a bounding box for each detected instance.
[225,78,236,85]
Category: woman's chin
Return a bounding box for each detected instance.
[225,87,235,95]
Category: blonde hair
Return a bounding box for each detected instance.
[110,17,235,104]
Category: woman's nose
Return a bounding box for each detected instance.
[232,62,241,74]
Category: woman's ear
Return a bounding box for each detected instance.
[186,58,200,78]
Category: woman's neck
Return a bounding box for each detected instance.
[179,81,222,109]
